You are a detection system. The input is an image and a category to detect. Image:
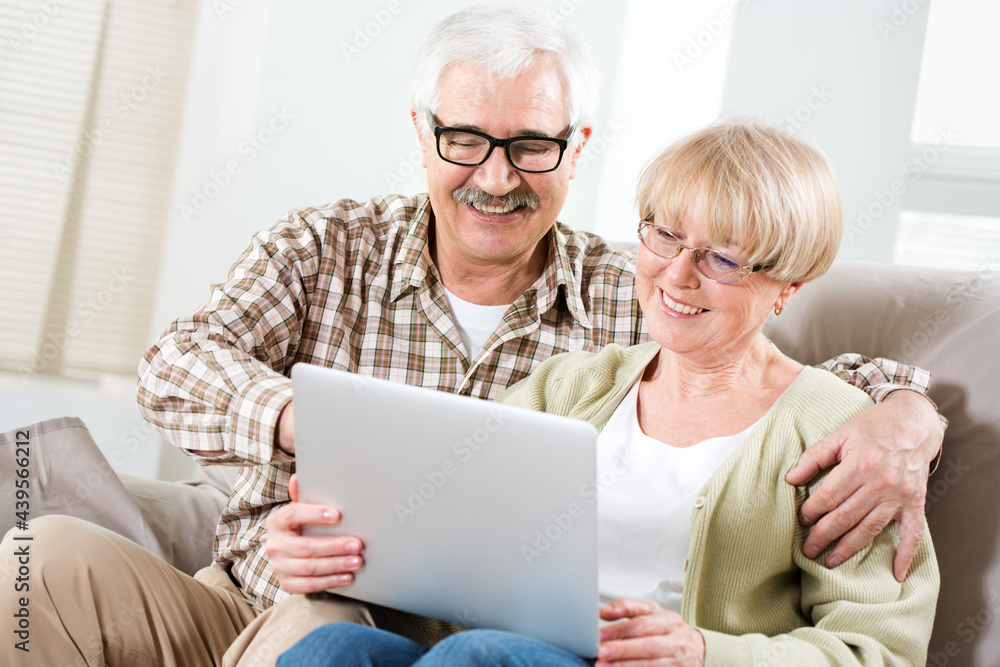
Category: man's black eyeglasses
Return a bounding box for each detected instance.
[426,112,575,174]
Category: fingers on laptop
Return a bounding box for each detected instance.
[271,552,366,592]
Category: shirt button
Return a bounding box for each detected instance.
[693,496,706,509]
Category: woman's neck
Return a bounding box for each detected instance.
[636,336,803,447]
[643,335,787,396]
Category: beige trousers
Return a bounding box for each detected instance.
[1,516,452,667]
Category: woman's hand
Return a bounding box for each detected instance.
[264,473,366,593]
[597,598,705,666]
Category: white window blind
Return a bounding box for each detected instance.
[0,0,197,381]
[894,211,1000,271]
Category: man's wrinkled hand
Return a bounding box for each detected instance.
[785,390,943,581]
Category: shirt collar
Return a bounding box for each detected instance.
[535,220,593,330]
[390,194,434,301]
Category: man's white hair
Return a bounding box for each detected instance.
[409,3,601,141]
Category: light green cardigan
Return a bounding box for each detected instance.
[495,342,939,666]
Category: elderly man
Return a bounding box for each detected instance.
[5,5,942,667]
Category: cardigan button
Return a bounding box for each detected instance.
[693,496,706,509]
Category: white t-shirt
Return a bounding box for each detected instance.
[597,380,755,613]
[443,287,511,359]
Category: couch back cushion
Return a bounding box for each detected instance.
[764,260,1000,666]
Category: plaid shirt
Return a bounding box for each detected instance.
[137,193,933,608]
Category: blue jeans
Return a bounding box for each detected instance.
[276,623,593,667]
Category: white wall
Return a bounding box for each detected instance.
[592,0,737,240]
[0,373,162,479]
[150,0,275,333]
[720,0,929,263]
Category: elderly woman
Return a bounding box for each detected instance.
[277,119,940,666]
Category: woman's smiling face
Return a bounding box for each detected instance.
[636,199,799,365]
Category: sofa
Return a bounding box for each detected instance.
[762,260,1000,667]
[2,259,998,665]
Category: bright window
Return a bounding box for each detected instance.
[893,211,1000,271]
[896,0,1000,270]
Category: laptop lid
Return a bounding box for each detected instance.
[292,363,599,657]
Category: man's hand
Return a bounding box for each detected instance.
[597,598,704,666]
[264,473,365,593]
[785,390,944,581]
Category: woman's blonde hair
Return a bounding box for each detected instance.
[635,118,842,283]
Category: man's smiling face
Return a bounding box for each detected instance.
[416,57,587,270]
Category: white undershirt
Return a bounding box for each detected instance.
[443,287,511,358]
[597,380,755,613]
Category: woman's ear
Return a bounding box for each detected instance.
[774,281,805,313]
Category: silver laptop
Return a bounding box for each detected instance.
[292,363,599,657]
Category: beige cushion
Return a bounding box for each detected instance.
[764,260,1000,666]
[118,468,232,576]
[0,417,166,560]
[0,417,233,576]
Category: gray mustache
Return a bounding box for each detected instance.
[452,187,540,211]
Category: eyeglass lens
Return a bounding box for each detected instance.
[640,225,744,283]
[437,130,563,172]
